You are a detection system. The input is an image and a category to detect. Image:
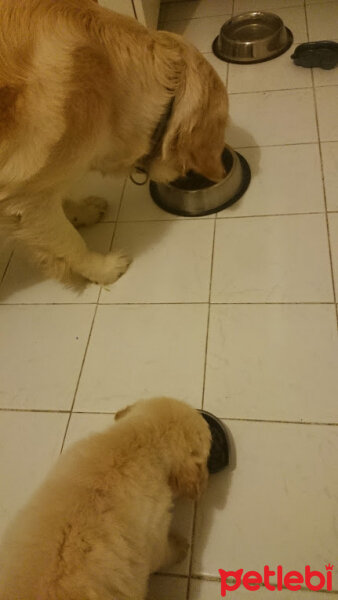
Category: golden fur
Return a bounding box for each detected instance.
[0,0,228,285]
[0,397,211,600]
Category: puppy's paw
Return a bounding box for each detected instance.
[65,196,108,227]
[168,534,189,565]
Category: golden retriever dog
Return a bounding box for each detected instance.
[0,397,211,600]
[0,0,228,285]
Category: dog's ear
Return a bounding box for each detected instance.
[169,452,208,500]
[115,405,132,421]
[185,123,226,182]
[162,41,228,182]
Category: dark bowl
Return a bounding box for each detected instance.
[199,410,230,474]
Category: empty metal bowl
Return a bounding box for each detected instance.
[149,145,251,217]
[212,11,293,64]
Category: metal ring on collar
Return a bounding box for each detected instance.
[130,167,149,186]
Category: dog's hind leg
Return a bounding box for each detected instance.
[13,194,130,285]
[156,533,189,571]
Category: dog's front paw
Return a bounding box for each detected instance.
[93,251,131,285]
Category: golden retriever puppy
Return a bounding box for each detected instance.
[0,0,228,285]
[0,397,211,600]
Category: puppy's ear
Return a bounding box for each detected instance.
[169,454,208,500]
[115,405,131,421]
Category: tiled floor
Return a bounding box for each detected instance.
[0,0,337,599]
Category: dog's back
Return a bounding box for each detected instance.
[0,0,115,201]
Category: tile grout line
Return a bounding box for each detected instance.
[214,416,338,426]
[0,301,336,307]
[0,249,14,288]
[59,178,128,451]
[228,84,338,96]
[59,303,99,454]
[59,179,129,450]
[304,3,338,329]
[152,569,338,594]
[186,502,198,600]
[104,209,333,224]
[187,222,218,599]
[0,407,336,427]
[200,217,217,412]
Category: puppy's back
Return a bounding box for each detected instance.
[0,418,170,600]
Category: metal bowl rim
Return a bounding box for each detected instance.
[149,152,251,217]
[212,27,293,64]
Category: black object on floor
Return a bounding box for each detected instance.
[291,41,338,70]
[199,410,229,474]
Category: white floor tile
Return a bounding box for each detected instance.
[228,45,311,94]
[64,412,114,449]
[211,214,333,302]
[119,179,213,223]
[0,305,95,410]
[316,86,338,142]
[328,213,338,297]
[226,89,317,147]
[161,15,230,53]
[65,412,194,575]
[220,144,324,217]
[0,411,67,541]
[161,0,232,21]
[66,172,125,222]
[235,0,303,10]
[321,142,338,211]
[189,579,334,598]
[307,1,338,39]
[100,221,214,303]
[119,179,180,221]
[0,224,114,304]
[100,0,134,17]
[75,304,209,412]
[193,420,338,589]
[148,575,188,600]
[204,304,338,422]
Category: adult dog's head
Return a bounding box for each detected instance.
[115,397,211,500]
[148,32,228,184]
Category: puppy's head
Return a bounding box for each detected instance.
[149,33,228,184]
[115,397,211,500]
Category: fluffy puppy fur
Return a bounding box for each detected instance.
[0,397,211,600]
[0,0,228,285]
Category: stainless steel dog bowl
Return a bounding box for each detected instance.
[212,11,293,64]
[149,145,251,217]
